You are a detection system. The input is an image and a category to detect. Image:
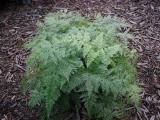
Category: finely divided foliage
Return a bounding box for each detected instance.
[22,11,140,120]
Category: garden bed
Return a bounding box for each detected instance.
[0,0,160,119]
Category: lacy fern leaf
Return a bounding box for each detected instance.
[22,11,140,120]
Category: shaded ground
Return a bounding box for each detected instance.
[0,0,160,120]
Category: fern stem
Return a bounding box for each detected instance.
[80,57,87,68]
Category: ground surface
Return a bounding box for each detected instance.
[0,0,160,120]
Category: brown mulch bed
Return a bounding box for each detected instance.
[0,0,160,120]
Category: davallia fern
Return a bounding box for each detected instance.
[22,11,140,120]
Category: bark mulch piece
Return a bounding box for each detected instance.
[0,0,160,120]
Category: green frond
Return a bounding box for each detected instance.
[22,11,140,120]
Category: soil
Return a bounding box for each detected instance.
[0,0,160,120]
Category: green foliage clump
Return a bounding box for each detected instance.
[22,11,140,120]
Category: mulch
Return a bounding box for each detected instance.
[0,0,160,120]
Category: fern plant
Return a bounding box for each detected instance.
[22,11,140,120]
